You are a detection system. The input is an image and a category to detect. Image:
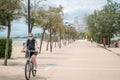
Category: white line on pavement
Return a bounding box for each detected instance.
[43,66,120,71]
[44,66,52,70]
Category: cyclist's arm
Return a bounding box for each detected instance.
[22,41,27,52]
[23,44,27,50]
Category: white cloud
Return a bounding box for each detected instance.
[46,0,120,23]
[1,0,120,37]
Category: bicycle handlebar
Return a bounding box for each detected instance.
[27,50,37,52]
[22,49,37,53]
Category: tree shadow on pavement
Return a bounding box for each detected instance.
[31,76,48,80]
[8,62,24,67]
[0,75,48,80]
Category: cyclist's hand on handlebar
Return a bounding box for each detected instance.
[21,50,25,53]
[35,49,38,52]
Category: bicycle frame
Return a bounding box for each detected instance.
[25,50,36,80]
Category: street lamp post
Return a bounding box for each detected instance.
[28,0,30,33]
[65,22,68,45]
[65,27,67,46]
[67,24,71,45]
[28,0,47,33]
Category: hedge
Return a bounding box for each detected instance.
[0,38,12,58]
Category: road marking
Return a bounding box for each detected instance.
[45,66,120,71]
[43,66,120,71]
[44,64,56,70]
[44,66,52,70]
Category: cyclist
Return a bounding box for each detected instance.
[22,33,39,70]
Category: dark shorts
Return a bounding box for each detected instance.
[25,51,38,58]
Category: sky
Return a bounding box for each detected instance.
[0,0,120,37]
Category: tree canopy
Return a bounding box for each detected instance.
[85,0,120,45]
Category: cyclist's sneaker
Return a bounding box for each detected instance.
[33,67,37,71]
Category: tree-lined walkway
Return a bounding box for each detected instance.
[0,40,120,80]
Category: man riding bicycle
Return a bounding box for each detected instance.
[22,33,39,70]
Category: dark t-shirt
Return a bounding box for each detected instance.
[26,39,37,50]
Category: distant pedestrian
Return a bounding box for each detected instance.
[90,38,93,43]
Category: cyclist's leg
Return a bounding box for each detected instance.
[31,53,37,69]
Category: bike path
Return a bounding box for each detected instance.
[0,40,120,80]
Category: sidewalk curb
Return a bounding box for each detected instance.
[97,44,120,56]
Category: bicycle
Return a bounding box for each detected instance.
[24,50,37,80]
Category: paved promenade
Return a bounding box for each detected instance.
[0,40,120,80]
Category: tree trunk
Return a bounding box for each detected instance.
[59,27,61,48]
[68,29,70,45]
[4,21,11,66]
[46,38,50,51]
[108,36,111,47]
[54,34,57,47]
[64,29,66,46]
[102,36,106,47]
[55,41,56,47]
[68,36,69,45]
[50,28,52,52]
[39,28,46,54]
[65,33,66,46]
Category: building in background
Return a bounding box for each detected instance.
[74,16,87,32]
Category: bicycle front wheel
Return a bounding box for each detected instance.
[31,62,36,77]
[25,61,31,80]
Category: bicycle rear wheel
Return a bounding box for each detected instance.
[31,62,36,77]
[25,61,31,80]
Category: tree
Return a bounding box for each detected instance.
[85,0,120,47]
[48,6,63,51]
[0,0,21,65]
[36,7,55,53]
[35,6,64,53]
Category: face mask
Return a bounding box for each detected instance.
[28,37,33,40]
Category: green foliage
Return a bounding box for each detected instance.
[0,38,12,58]
[53,36,58,42]
[69,27,78,39]
[85,0,120,44]
[0,26,5,31]
[79,32,85,39]
[0,0,21,26]
[0,9,8,26]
